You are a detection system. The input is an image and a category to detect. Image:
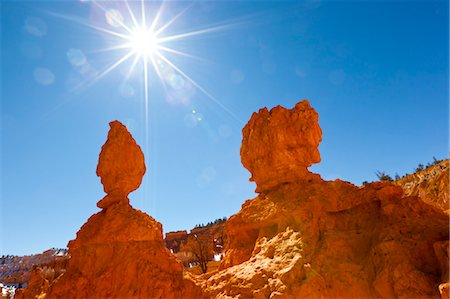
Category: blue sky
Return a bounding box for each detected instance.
[1,0,448,255]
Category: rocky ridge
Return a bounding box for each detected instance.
[210,100,449,298]
[17,101,449,299]
[0,249,67,288]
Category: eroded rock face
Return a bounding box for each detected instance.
[39,121,204,299]
[46,202,203,299]
[18,104,449,299]
[241,100,322,193]
[204,227,305,298]
[96,120,146,208]
[395,159,449,212]
[14,267,49,299]
[216,100,449,298]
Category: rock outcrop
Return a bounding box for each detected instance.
[14,267,49,299]
[26,121,204,299]
[395,159,449,212]
[0,249,68,287]
[17,101,449,299]
[214,100,449,298]
[96,121,146,208]
[241,101,322,193]
[394,159,450,299]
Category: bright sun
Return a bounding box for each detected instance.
[129,29,159,57]
[73,0,242,129]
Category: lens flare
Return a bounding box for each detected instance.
[47,0,244,124]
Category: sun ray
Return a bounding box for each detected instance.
[125,54,142,80]
[150,1,164,33]
[157,45,207,62]
[47,1,245,129]
[155,52,244,124]
[143,55,150,166]
[44,11,131,40]
[144,60,149,116]
[149,54,165,85]
[157,23,237,43]
[140,0,146,28]
[124,0,140,30]
[70,51,135,93]
[86,43,132,54]
[91,51,135,84]
[153,5,192,37]
[67,52,130,93]
[149,55,173,100]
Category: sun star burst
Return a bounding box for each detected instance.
[128,29,160,57]
[47,0,244,126]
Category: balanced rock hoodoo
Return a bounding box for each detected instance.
[44,121,204,299]
[96,121,146,208]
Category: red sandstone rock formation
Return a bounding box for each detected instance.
[395,159,449,212]
[0,249,68,287]
[241,101,322,193]
[15,267,49,299]
[36,121,204,299]
[17,102,449,299]
[213,100,449,298]
[96,121,146,208]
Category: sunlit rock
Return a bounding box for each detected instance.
[96,120,146,208]
[39,120,204,299]
[217,100,449,298]
[17,103,449,299]
[241,100,322,193]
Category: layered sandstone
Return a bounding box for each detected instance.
[214,100,449,298]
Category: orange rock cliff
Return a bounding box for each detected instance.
[18,101,449,299]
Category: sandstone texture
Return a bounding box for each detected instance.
[14,267,48,299]
[22,121,204,299]
[215,100,449,298]
[17,102,449,299]
[241,101,322,193]
[96,120,146,208]
[395,159,449,212]
[0,249,68,287]
[46,201,203,299]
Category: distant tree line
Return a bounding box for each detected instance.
[50,247,67,251]
[1,255,16,259]
[362,156,445,186]
[0,255,16,265]
[193,217,227,229]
